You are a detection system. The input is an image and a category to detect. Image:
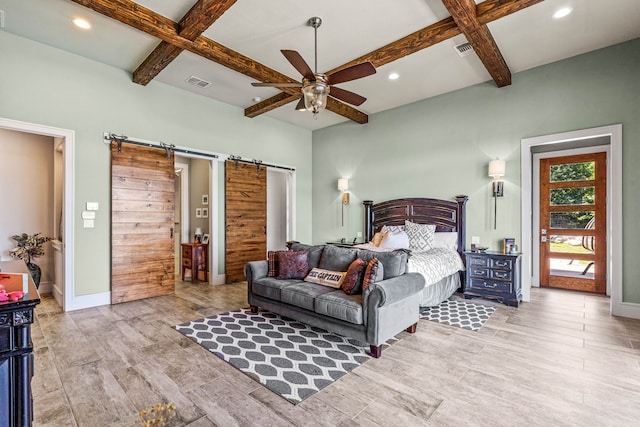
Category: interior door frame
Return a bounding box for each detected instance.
[0,117,76,311]
[533,147,610,294]
[521,124,631,318]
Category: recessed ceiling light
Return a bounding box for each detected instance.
[388,72,399,80]
[73,18,91,29]
[553,7,572,19]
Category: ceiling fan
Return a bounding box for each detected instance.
[252,17,376,117]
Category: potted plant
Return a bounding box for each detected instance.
[9,233,53,289]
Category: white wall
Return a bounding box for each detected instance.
[0,128,55,283]
[267,169,288,251]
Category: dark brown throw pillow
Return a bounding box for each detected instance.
[362,258,379,291]
[267,250,283,277]
[277,250,310,280]
[341,258,367,295]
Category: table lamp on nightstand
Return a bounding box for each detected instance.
[194,228,202,243]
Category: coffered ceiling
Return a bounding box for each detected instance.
[1,0,639,130]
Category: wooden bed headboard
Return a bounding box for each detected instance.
[363,196,468,259]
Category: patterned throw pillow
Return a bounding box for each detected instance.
[381,224,404,234]
[362,258,379,291]
[267,250,285,277]
[341,258,367,295]
[277,250,310,280]
[404,221,436,252]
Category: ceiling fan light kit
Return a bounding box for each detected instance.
[252,16,376,118]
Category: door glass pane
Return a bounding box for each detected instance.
[550,161,595,182]
[550,211,594,229]
[550,187,594,205]
[549,257,595,279]
[550,235,594,254]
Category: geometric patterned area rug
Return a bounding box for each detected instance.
[174,308,371,404]
[420,297,496,331]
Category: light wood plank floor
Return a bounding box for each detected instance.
[31,282,640,426]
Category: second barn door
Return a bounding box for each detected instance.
[225,160,267,283]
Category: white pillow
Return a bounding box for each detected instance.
[433,232,458,250]
[404,221,435,252]
[379,230,410,249]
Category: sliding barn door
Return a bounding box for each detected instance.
[111,142,175,303]
[225,160,267,283]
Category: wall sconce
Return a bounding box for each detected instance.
[338,178,350,226]
[488,159,506,229]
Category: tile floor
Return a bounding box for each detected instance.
[30,281,640,426]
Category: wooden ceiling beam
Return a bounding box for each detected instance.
[133,0,237,86]
[441,0,511,87]
[245,93,299,118]
[325,0,542,76]
[71,0,368,123]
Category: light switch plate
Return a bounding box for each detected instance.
[86,202,99,211]
[83,219,94,228]
[81,211,96,220]
[471,236,480,244]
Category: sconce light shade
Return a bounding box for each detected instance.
[337,178,349,192]
[488,159,506,179]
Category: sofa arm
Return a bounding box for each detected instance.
[244,260,268,285]
[366,273,425,307]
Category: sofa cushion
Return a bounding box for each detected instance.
[315,291,364,325]
[252,277,298,301]
[357,249,407,279]
[318,245,358,272]
[289,243,325,270]
[280,282,335,311]
[277,250,309,280]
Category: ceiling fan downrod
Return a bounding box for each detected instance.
[308,17,322,74]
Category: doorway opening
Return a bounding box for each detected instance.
[0,117,74,310]
[521,124,625,316]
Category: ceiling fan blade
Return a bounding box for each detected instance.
[251,82,302,87]
[294,97,306,111]
[329,86,367,106]
[281,50,314,80]
[327,62,376,85]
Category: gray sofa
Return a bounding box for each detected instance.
[243,243,426,358]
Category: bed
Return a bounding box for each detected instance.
[361,196,468,307]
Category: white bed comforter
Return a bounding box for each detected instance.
[406,248,464,285]
[354,244,463,285]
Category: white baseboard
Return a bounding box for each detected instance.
[211,274,226,285]
[37,280,53,294]
[65,291,111,311]
[52,283,63,307]
[612,301,640,320]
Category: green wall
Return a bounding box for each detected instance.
[312,38,640,303]
[0,31,312,297]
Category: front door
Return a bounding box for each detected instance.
[539,153,606,293]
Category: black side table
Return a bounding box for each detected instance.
[464,251,522,307]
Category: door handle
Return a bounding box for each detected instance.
[170,227,174,239]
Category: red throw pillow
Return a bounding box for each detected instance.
[362,258,379,291]
[341,258,367,295]
[277,250,310,280]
